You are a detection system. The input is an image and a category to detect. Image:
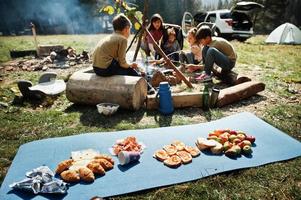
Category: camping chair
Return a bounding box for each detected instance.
[18,72,66,100]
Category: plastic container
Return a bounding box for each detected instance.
[96,103,119,116]
[156,82,174,115]
[118,151,141,165]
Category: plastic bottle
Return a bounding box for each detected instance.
[202,83,209,111]
[156,82,174,115]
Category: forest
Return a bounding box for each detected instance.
[0,0,300,35]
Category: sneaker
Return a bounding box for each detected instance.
[195,73,212,82]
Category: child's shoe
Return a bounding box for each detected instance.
[195,73,212,82]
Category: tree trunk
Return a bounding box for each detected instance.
[66,68,147,110]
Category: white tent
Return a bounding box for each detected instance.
[265,23,301,44]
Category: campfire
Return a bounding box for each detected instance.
[3,46,90,72]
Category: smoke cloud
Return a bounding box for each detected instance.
[0,0,111,35]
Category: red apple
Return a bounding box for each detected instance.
[237,131,246,136]
[245,135,256,144]
[229,135,237,142]
[243,145,252,154]
[233,145,241,155]
[237,133,246,141]
[219,134,229,144]
[229,130,237,135]
[223,141,233,151]
[233,138,242,145]
[225,148,237,158]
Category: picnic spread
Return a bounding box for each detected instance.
[1,112,301,200]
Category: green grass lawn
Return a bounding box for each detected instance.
[0,34,301,199]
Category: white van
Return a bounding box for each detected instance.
[182,1,264,42]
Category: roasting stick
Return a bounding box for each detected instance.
[143,28,193,88]
[30,22,39,56]
[115,0,193,88]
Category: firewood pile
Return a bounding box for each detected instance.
[2,47,90,72]
[150,70,182,88]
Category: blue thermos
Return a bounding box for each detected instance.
[156,82,174,115]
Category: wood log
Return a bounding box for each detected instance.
[216,81,265,107]
[38,45,64,56]
[146,92,202,110]
[66,68,147,110]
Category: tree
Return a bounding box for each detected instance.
[217,0,223,9]
[252,0,290,33]
[224,0,229,9]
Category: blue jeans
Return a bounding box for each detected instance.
[93,59,139,77]
[93,59,153,90]
[202,46,235,75]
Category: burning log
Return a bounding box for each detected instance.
[150,70,181,87]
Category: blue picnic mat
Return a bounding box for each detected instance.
[1,112,301,200]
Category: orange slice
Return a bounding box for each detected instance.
[154,149,169,162]
[163,155,182,168]
[184,146,201,157]
[172,140,185,151]
[163,145,177,156]
[176,150,192,164]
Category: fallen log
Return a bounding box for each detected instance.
[66,68,147,110]
[216,81,265,107]
[146,91,202,110]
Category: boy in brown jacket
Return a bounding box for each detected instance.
[92,13,155,94]
[189,26,237,82]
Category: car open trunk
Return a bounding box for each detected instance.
[231,12,252,31]
[231,1,264,31]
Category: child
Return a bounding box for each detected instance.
[162,28,181,61]
[195,25,237,82]
[92,13,155,94]
[180,27,203,72]
[141,13,164,58]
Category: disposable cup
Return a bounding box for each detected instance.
[118,151,140,165]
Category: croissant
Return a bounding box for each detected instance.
[87,162,105,175]
[94,159,114,171]
[79,167,95,182]
[60,169,80,183]
[55,159,73,174]
[94,154,115,165]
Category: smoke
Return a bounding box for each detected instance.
[0,0,109,35]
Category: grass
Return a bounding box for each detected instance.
[0,35,101,63]
[0,34,301,199]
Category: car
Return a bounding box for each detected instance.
[182,1,264,42]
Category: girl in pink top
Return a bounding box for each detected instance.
[141,13,164,58]
[182,27,203,72]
